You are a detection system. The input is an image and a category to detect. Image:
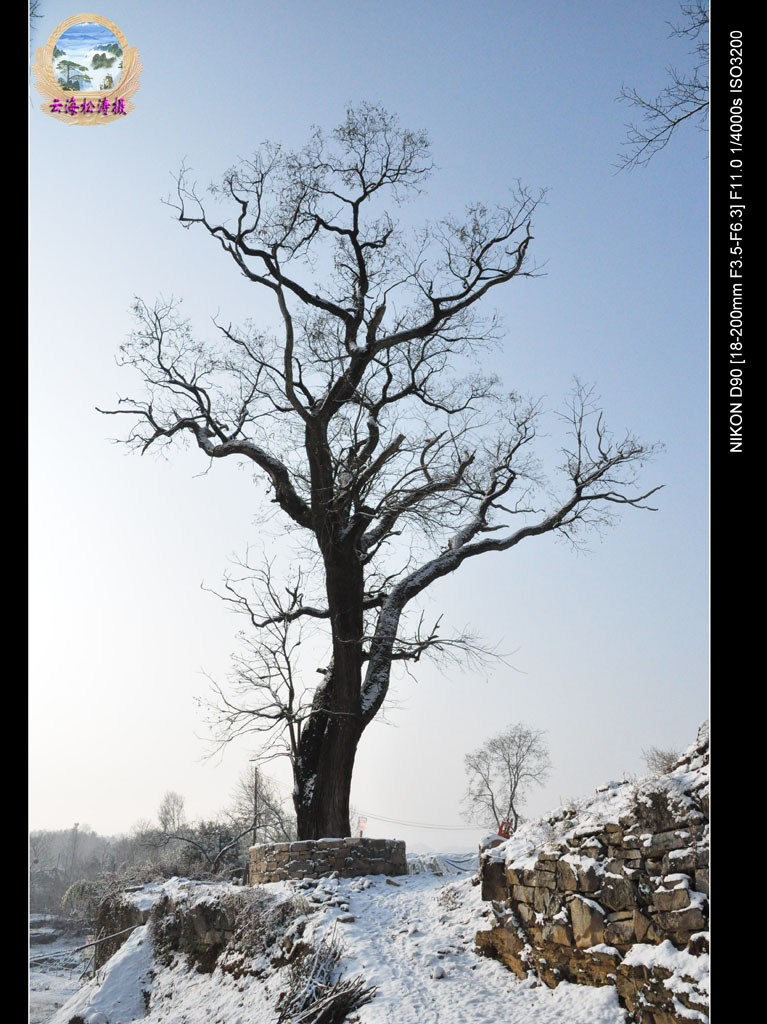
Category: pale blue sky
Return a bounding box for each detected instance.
[56,22,120,49]
[29,0,708,848]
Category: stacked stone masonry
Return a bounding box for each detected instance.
[476,723,709,1024]
[249,836,407,884]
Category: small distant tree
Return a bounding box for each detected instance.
[618,1,709,169]
[642,745,680,775]
[157,790,186,833]
[463,723,551,833]
[134,818,245,877]
[230,765,296,845]
[132,788,278,878]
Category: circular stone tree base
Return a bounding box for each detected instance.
[249,836,407,883]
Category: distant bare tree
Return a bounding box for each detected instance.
[229,764,296,845]
[642,745,680,775]
[463,724,551,833]
[158,819,254,875]
[157,790,186,834]
[618,1,709,170]
[29,831,53,869]
[136,815,253,876]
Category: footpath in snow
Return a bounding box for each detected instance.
[301,867,626,1024]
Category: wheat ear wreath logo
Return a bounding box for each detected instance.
[33,14,141,125]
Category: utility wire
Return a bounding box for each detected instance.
[257,768,484,832]
[359,811,480,831]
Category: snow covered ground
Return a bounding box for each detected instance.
[41,861,629,1024]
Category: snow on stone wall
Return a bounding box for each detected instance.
[475,723,709,1024]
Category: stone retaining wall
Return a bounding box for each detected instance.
[249,836,407,884]
[476,723,709,1024]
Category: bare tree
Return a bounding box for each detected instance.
[157,790,186,834]
[136,814,254,877]
[618,1,709,170]
[463,724,551,833]
[101,104,661,840]
[156,820,255,876]
[229,764,297,845]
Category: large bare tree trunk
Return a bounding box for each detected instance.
[293,546,365,839]
[295,714,361,839]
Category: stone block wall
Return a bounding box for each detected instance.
[249,836,407,884]
[476,723,709,1024]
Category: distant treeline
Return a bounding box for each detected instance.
[29,825,140,914]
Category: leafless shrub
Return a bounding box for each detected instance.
[435,884,463,912]
[642,746,681,776]
[234,888,313,957]
[528,820,559,847]
[215,888,316,980]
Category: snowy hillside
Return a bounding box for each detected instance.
[44,866,630,1024]
[34,729,708,1024]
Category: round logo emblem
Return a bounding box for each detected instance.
[33,13,141,124]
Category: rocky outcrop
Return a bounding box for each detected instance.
[150,881,313,974]
[150,886,241,972]
[249,836,407,883]
[475,722,709,1024]
[93,893,152,969]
